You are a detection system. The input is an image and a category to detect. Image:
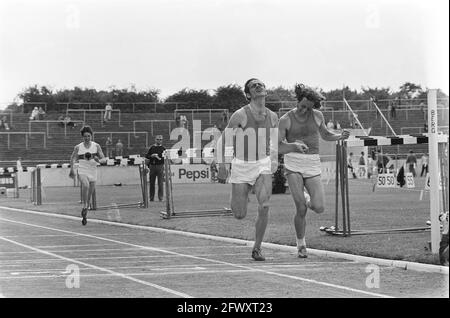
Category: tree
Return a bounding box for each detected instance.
[213,84,247,112]
[165,88,213,108]
[361,86,392,101]
[397,82,424,99]
[265,86,296,111]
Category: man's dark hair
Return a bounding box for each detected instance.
[244,78,260,101]
[80,125,93,136]
[294,83,326,109]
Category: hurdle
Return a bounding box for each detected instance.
[160,151,232,219]
[322,132,448,237]
[0,168,20,199]
[88,162,149,210]
[30,167,42,205]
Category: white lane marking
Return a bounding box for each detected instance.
[0,236,192,298]
[0,216,393,298]
[0,262,358,275]
[0,269,254,280]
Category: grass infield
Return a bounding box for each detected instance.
[0,176,443,265]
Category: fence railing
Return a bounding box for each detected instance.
[174,109,229,125]
[133,120,175,137]
[92,131,149,149]
[65,109,122,127]
[0,132,47,149]
[28,120,85,137]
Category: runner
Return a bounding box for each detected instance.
[279,84,350,258]
[69,125,106,225]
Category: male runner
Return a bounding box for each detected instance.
[216,78,307,261]
[278,84,350,258]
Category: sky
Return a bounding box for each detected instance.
[0,0,448,109]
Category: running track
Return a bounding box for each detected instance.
[0,207,448,298]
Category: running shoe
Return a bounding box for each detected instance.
[251,247,265,261]
[298,245,308,258]
[81,208,88,226]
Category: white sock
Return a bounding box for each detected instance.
[296,237,306,248]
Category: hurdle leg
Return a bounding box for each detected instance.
[343,143,351,235]
[36,167,42,205]
[163,156,172,218]
[335,141,340,232]
[168,158,174,215]
[340,142,347,236]
[30,170,35,204]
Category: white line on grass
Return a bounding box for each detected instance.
[0,236,192,298]
[0,216,393,298]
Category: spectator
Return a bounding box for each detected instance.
[405,150,417,177]
[180,115,187,129]
[64,115,75,128]
[358,151,366,178]
[58,115,66,128]
[423,123,428,133]
[376,149,392,173]
[145,135,166,201]
[391,98,398,119]
[335,121,341,130]
[347,152,357,179]
[0,116,10,130]
[104,103,112,122]
[420,153,429,177]
[105,137,113,158]
[29,107,39,120]
[367,155,375,179]
[16,157,22,171]
[175,114,181,128]
[221,110,228,123]
[419,102,426,120]
[326,119,334,129]
[115,139,124,157]
[38,106,46,120]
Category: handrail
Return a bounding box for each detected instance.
[133,120,175,137]
[92,131,148,149]
[174,108,229,124]
[371,101,398,136]
[0,132,46,149]
[65,108,122,127]
[28,120,85,137]
[343,99,369,136]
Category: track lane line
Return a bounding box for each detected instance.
[0,235,192,298]
[0,216,394,298]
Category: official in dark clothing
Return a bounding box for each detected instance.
[145,135,166,201]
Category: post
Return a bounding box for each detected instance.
[335,141,340,231]
[31,170,35,203]
[164,153,172,217]
[14,173,19,198]
[427,89,440,254]
[36,167,42,205]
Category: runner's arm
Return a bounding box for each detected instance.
[69,145,79,179]
[315,111,350,141]
[277,115,309,154]
[215,109,245,164]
